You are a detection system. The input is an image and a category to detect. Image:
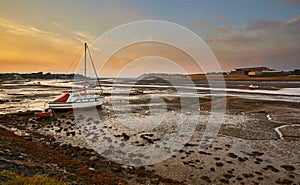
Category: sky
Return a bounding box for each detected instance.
[0,0,299,76]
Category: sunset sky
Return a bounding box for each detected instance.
[0,0,299,76]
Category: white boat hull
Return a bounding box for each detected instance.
[49,97,104,110]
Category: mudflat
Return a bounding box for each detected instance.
[0,78,299,184]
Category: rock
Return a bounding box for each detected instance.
[122,133,130,141]
[140,135,153,144]
[24,136,32,141]
[53,140,62,145]
[121,165,133,170]
[70,131,76,137]
[89,156,98,161]
[112,167,122,173]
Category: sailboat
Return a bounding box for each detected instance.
[48,43,104,110]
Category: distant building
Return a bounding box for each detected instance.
[231,67,269,76]
[231,67,284,76]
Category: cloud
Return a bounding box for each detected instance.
[245,19,279,30]
[71,31,95,43]
[0,18,75,50]
[189,19,206,27]
[72,31,90,39]
[214,27,231,33]
[52,21,66,30]
[0,18,58,37]
[206,15,300,71]
[208,15,300,46]
[219,17,230,23]
[284,15,300,25]
[206,35,250,44]
[51,20,96,43]
[244,15,300,31]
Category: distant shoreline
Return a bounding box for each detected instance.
[143,74,300,81]
[213,76,300,81]
[0,72,300,81]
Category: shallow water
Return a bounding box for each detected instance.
[0,79,300,114]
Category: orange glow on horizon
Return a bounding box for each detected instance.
[0,18,91,73]
[99,42,203,76]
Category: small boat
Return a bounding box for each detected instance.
[48,88,104,110]
[34,109,52,117]
[48,43,104,110]
[248,84,259,90]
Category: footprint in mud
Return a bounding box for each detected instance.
[242,173,254,178]
[184,143,198,147]
[223,173,235,179]
[275,178,293,184]
[288,175,295,179]
[227,169,235,174]
[249,151,264,157]
[201,176,212,183]
[257,176,264,181]
[255,158,263,162]
[236,176,243,181]
[199,151,212,155]
[238,157,248,162]
[263,165,280,173]
[185,151,194,156]
[225,144,231,148]
[254,158,263,164]
[280,165,295,171]
[226,160,233,164]
[254,171,262,176]
[227,152,238,158]
[219,178,229,184]
[216,162,224,167]
[214,147,223,150]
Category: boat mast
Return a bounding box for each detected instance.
[84,42,87,89]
